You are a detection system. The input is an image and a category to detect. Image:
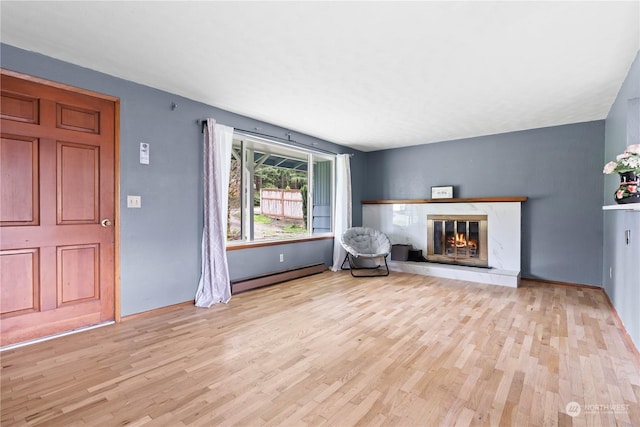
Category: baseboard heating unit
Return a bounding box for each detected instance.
[231,263,326,294]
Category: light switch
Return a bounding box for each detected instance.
[127,195,141,208]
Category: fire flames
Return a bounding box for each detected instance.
[448,233,477,249]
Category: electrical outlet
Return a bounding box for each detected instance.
[127,195,141,208]
[279,253,284,262]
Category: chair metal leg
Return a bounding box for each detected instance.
[346,254,390,277]
[341,254,351,270]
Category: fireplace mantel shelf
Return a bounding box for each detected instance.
[603,204,640,211]
[361,197,528,205]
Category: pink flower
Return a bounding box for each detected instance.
[617,152,632,161]
[603,147,640,174]
[617,189,626,199]
[628,185,637,193]
[626,144,640,154]
[603,161,617,174]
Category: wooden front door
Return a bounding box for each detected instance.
[0,71,117,346]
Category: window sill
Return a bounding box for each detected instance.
[226,234,334,251]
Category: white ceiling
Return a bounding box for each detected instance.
[1,1,639,152]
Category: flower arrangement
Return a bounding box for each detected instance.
[604,144,640,203]
[603,144,640,174]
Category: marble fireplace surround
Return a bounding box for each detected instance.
[362,197,527,287]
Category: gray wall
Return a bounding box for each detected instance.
[363,121,605,286]
[227,240,333,281]
[1,43,361,316]
[604,51,640,200]
[602,51,640,349]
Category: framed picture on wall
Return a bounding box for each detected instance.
[431,185,454,199]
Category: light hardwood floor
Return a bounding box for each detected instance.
[2,271,639,426]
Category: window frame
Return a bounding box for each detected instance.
[227,132,335,247]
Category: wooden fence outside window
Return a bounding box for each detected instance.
[260,189,303,219]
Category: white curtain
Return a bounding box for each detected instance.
[331,154,352,271]
[195,119,234,307]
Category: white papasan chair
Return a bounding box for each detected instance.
[340,227,392,277]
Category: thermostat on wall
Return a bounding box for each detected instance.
[140,142,150,164]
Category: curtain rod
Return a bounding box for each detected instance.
[197,119,352,157]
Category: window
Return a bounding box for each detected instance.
[227,133,334,243]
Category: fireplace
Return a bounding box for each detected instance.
[426,215,488,267]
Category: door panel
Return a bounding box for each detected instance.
[0,72,116,346]
[57,103,100,134]
[57,244,99,305]
[57,142,99,224]
[0,249,40,316]
[0,91,39,124]
[0,135,39,225]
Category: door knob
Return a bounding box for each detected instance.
[101,219,112,227]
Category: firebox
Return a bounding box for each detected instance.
[426,215,488,267]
